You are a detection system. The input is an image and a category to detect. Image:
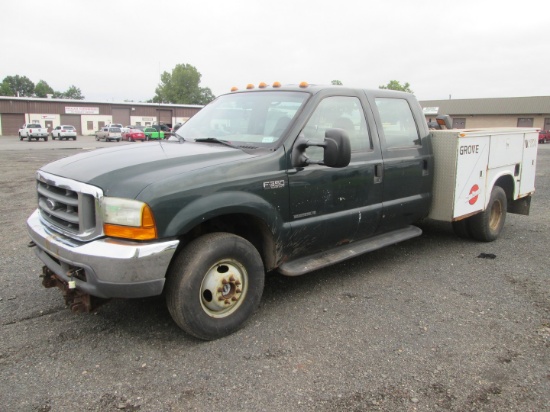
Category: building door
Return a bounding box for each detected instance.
[1,113,25,136]
[45,120,53,133]
[158,110,172,127]
[112,108,131,126]
[452,118,466,129]
[60,114,82,135]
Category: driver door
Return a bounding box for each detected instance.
[287,94,383,257]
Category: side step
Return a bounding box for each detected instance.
[278,225,422,276]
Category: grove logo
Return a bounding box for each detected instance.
[467,184,480,205]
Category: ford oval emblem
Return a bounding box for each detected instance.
[46,199,57,210]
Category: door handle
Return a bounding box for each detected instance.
[374,164,383,184]
[422,159,429,176]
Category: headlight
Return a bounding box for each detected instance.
[101,198,158,240]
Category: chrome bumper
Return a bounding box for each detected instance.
[26,209,179,299]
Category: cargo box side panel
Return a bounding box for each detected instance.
[488,132,524,169]
[453,136,490,218]
[519,131,538,196]
[428,131,459,221]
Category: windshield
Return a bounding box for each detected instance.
[175,91,308,147]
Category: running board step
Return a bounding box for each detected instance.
[278,225,422,276]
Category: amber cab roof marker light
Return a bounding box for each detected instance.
[258,82,267,89]
[272,81,281,88]
[246,84,255,90]
[230,86,238,92]
[299,81,309,88]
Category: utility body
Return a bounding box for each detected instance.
[26,84,538,339]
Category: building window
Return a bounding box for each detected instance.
[452,118,466,129]
[87,121,94,130]
[517,118,534,127]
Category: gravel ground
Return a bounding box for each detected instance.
[0,137,548,411]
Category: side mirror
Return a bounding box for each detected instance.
[292,128,351,168]
[323,128,351,168]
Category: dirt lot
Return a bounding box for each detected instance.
[0,137,548,411]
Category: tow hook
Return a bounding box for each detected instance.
[27,241,36,248]
[39,266,109,313]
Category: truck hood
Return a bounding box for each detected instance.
[41,141,257,198]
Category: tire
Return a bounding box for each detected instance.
[19,134,23,141]
[166,233,265,340]
[44,137,48,141]
[452,218,471,239]
[468,186,507,242]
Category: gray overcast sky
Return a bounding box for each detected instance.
[2,0,548,103]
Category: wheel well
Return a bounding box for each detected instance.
[494,174,514,203]
[178,214,277,271]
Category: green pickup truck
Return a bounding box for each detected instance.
[26,83,537,340]
[144,127,165,140]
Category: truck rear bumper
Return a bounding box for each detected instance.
[26,210,179,299]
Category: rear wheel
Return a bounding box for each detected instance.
[166,233,265,340]
[469,186,507,242]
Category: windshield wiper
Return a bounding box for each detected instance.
[194,138,237,148]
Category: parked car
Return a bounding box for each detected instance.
[51,125,77,140]
[122,128,146,142]
[125,125,145,131]
[152,124,172,136]
[95,126,122,142]
[539,130,550,144]
[144,127,165,140]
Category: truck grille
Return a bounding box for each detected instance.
[36,171,103,241]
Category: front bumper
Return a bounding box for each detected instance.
[27,209,179,299]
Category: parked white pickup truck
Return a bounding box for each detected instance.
[19,123,49,141]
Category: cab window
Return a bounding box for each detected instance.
[375,98,420,148]
[301,96,371,160]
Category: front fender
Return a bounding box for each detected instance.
[161,191,287,239]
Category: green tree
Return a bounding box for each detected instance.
[51,85,84,100]
[331,80,343,85]
[0,75,35,97]
[63,85,84,100]
[153,64,215,105]
[34,80,55,98]
[379,80,413,94]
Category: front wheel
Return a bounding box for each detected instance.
[166,233,265,340]
[469,186,507,242]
